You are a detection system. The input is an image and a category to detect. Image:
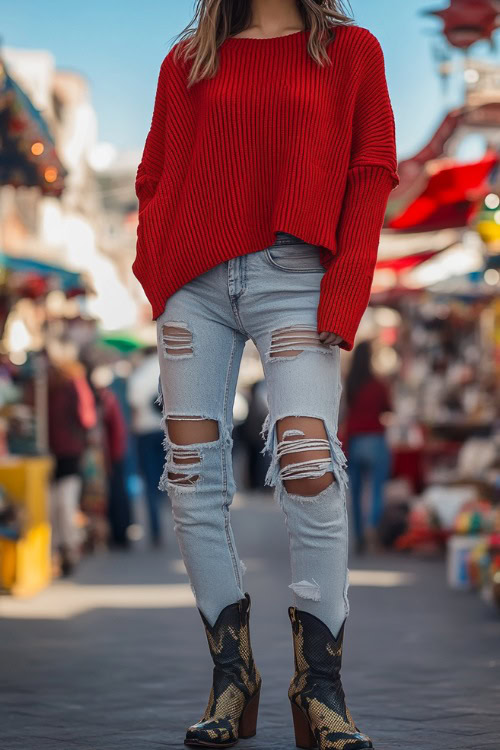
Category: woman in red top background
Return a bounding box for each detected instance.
[134,0,398,747]
[344,340,393,555]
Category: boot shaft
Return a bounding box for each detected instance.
[288,606,345,681]
[199,593,260,691]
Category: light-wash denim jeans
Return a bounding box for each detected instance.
[155,232,350,637]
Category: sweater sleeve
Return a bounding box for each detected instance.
[135,57,170,212]
[317,31,399,351]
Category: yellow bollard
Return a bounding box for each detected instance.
[0,455,53,597]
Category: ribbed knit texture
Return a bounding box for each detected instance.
[133,24,399,350]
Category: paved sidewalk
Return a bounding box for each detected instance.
[1,491,499,750]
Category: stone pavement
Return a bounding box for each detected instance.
[1,491,499,750]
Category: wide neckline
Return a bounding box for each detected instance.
[225,29,310,43]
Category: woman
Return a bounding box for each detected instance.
[134,0,398,747]
[344,340,393,555]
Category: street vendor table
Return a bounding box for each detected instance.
[391,437,465,493]
[0,455,53,596]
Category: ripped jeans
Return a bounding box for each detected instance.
[156,232,350,638]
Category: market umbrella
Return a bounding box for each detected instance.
[98,332,146,353]
[421,0,500,49]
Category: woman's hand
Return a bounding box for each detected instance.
[319,332,343,347]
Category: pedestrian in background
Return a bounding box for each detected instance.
[344,340,393,555]
[127,347,166,546]
[91,366,132,548]
[240,379,271,491]
[47,358,96,575]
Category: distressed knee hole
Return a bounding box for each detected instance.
[161,322,193,358]
[167,449,201,486]
[267,324,335,360]
[276,417,334,497]
[163,417,219,490]
[260,414,349,501]
[167,417,219,444]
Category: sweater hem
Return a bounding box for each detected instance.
[136,221,339,322]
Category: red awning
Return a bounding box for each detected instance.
[388,152,498,232]
[375,249,441,272]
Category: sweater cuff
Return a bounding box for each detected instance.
[317,165,396,351]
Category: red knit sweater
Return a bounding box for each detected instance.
[133,24,399,350]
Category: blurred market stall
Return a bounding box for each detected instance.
[356,0,500,610]
[0,57,66,195]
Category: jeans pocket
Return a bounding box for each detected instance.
[264,243,326,273]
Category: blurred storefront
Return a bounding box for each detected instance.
[0,53,69,594]
[0,48,138,594]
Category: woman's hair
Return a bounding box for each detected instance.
[172,0,355,87]
[345,339,374,407]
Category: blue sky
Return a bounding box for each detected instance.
[3,1,499,159]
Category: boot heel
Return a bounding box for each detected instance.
[239,687,260,738]
[290,701,317,749]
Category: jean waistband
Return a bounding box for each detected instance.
[273,231,307,246]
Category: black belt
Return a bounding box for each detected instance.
[273,231,307,246]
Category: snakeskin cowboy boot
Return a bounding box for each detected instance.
[288,606,373,749]
[184,592,262,747]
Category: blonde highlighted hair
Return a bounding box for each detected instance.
[172,0,355,87]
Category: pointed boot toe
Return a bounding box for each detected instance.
[185,718,235,747]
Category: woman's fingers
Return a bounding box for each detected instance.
[319,331,343,346]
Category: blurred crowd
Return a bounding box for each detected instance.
[0,293,498,590]
[0,331,403,578]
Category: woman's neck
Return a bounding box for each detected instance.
[242,0,305,38]
[229,27,306,39]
